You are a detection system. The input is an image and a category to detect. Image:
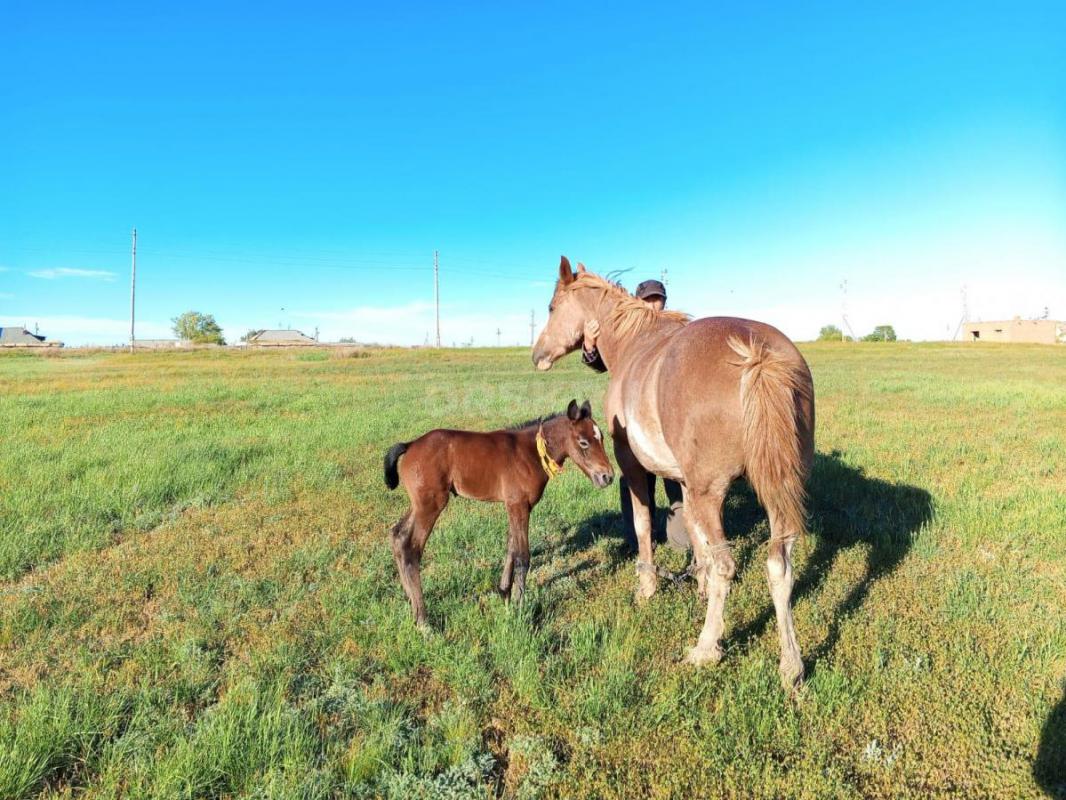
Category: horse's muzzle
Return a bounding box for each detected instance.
[592,471,614,488]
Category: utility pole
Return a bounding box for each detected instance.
[496,327,501,347]
[953,285,969,341]
[661,267,668,288]
[129,227,137,353]
[529,310,535,347]
[840,278,856,341]
[434,250,441,347]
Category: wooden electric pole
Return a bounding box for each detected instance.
[129,227,137,352]
[529,310,535,347]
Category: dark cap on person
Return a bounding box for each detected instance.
[635,279,667,300]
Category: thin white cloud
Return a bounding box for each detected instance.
[27,268,117,281]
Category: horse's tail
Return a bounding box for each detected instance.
[727,335,812,537]
[383,442,409,490]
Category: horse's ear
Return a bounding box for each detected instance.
[580,399,591,419]
[577,262,587,273]
[566,399,580,420]
[560,256,575,285]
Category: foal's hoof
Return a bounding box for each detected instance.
[779,657,805,692]
[683,644,723,667]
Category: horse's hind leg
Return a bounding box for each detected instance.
[390,510,419,619]
[391,493,446,629]
[683,482,735,666]
[767,509,804,690]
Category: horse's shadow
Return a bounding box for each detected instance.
[1036,687,1066,797]
[538,450,934,674]
[729,451,933,674]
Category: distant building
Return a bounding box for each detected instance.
[244,329,318,347]
[963,318,1064,344]
[0,326,63,348]
[134,339,191,349]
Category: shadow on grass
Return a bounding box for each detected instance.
[1036,687,1066,798]
[537,450,934,675]
[730,451,933,674]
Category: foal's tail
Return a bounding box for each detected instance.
[727,335,812,537]
[383,442,409,490]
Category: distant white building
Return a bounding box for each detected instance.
[244,329,318,347]
[135,339,191,349]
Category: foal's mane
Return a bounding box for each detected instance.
[506,412,562,432]
[563,271,690,338]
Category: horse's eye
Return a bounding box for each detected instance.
[578,439,589,449]
[548,304,554,314]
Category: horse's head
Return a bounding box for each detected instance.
[558,399,614,488]
[532,256,588,371]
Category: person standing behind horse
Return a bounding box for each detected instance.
[582,278,689,552]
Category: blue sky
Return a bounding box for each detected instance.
[3,1,1064,345]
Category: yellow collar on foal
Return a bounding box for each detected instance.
[536,426,564,479]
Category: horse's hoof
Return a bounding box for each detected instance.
[683,644,723,666]
[634,577,657,602]
[779,657,805,692]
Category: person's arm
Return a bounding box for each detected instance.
[582,319,607,373]
[582,346,607,372]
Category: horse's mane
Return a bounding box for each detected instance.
[563,271,690,338]
[506,412,562,432]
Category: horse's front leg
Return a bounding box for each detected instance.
[504,502,532,604]
[615,436,657,601]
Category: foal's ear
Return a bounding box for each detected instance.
[580,399,592,419]
[577,262,587,274]
[560,256,575,285]
[566,399,581,420]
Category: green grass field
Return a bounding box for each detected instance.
[1,343,1064,799]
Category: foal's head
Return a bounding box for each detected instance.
[553,399,614,488]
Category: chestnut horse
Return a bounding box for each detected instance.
[384,399,614,628]
[532,259,814,690]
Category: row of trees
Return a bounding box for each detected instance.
[172,310,900,348]
[817,324,897,342]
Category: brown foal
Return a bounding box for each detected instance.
[383,399,614,628]
[533,258,815,690]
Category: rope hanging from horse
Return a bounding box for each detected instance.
[536,426,564,479]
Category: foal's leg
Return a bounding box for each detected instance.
[683,482,735,666]
[501,502,532,603]
[391,492,447,629]
[767,509,804,690]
